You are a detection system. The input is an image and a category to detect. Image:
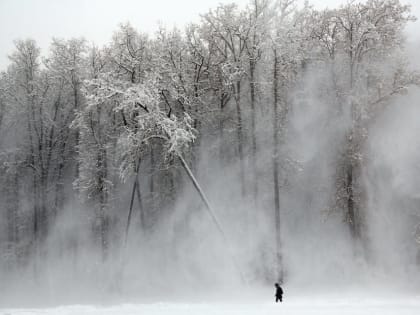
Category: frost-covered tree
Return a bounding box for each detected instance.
[1,0,419,287]
[326,0,416,240]
[44,38,87,211]
[7,40,48,254]
[202,4,249,195]
[109,23,151,84]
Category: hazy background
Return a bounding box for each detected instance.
[0,0,419,70]
[1,0,420,308]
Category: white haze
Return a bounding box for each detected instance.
[1,1,420,311]
[364,87,420,282]
[2,57,420,308]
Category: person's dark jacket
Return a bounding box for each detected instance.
[276,286,283,297]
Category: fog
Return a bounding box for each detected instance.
[364,87,420,279]
[2,65,420,308]
[1,0,420,312]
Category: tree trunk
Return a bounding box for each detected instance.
[345,130,361,240]
[98,146,109,261]
[249,60,258,202]
[168,159,176,203]
[6,168,19,267]
[124,158,142,245]
[272,49,283,283]
[39,169,48,243]
[346,158,357,238]
[178,154,245,282]
[150,144,155,213]
[73,83,81,193]
[234,81,246,196]
[345,58,361,240]
[346,50,361,239]
[218,90,228,164]
[32,168,40,275]
[54,153,65,219]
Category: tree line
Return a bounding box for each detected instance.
[0,0,419,283]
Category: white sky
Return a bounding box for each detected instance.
[0,0,418,70]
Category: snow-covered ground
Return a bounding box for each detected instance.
[2,296,420,315]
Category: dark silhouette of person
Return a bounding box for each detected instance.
[274,283,283,303]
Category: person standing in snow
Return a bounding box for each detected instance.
[274,283,283,303]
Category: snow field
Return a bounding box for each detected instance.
[2,297,420,315]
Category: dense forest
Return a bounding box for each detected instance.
[1,0,419,301]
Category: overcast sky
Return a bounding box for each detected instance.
[0,0,418,70]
